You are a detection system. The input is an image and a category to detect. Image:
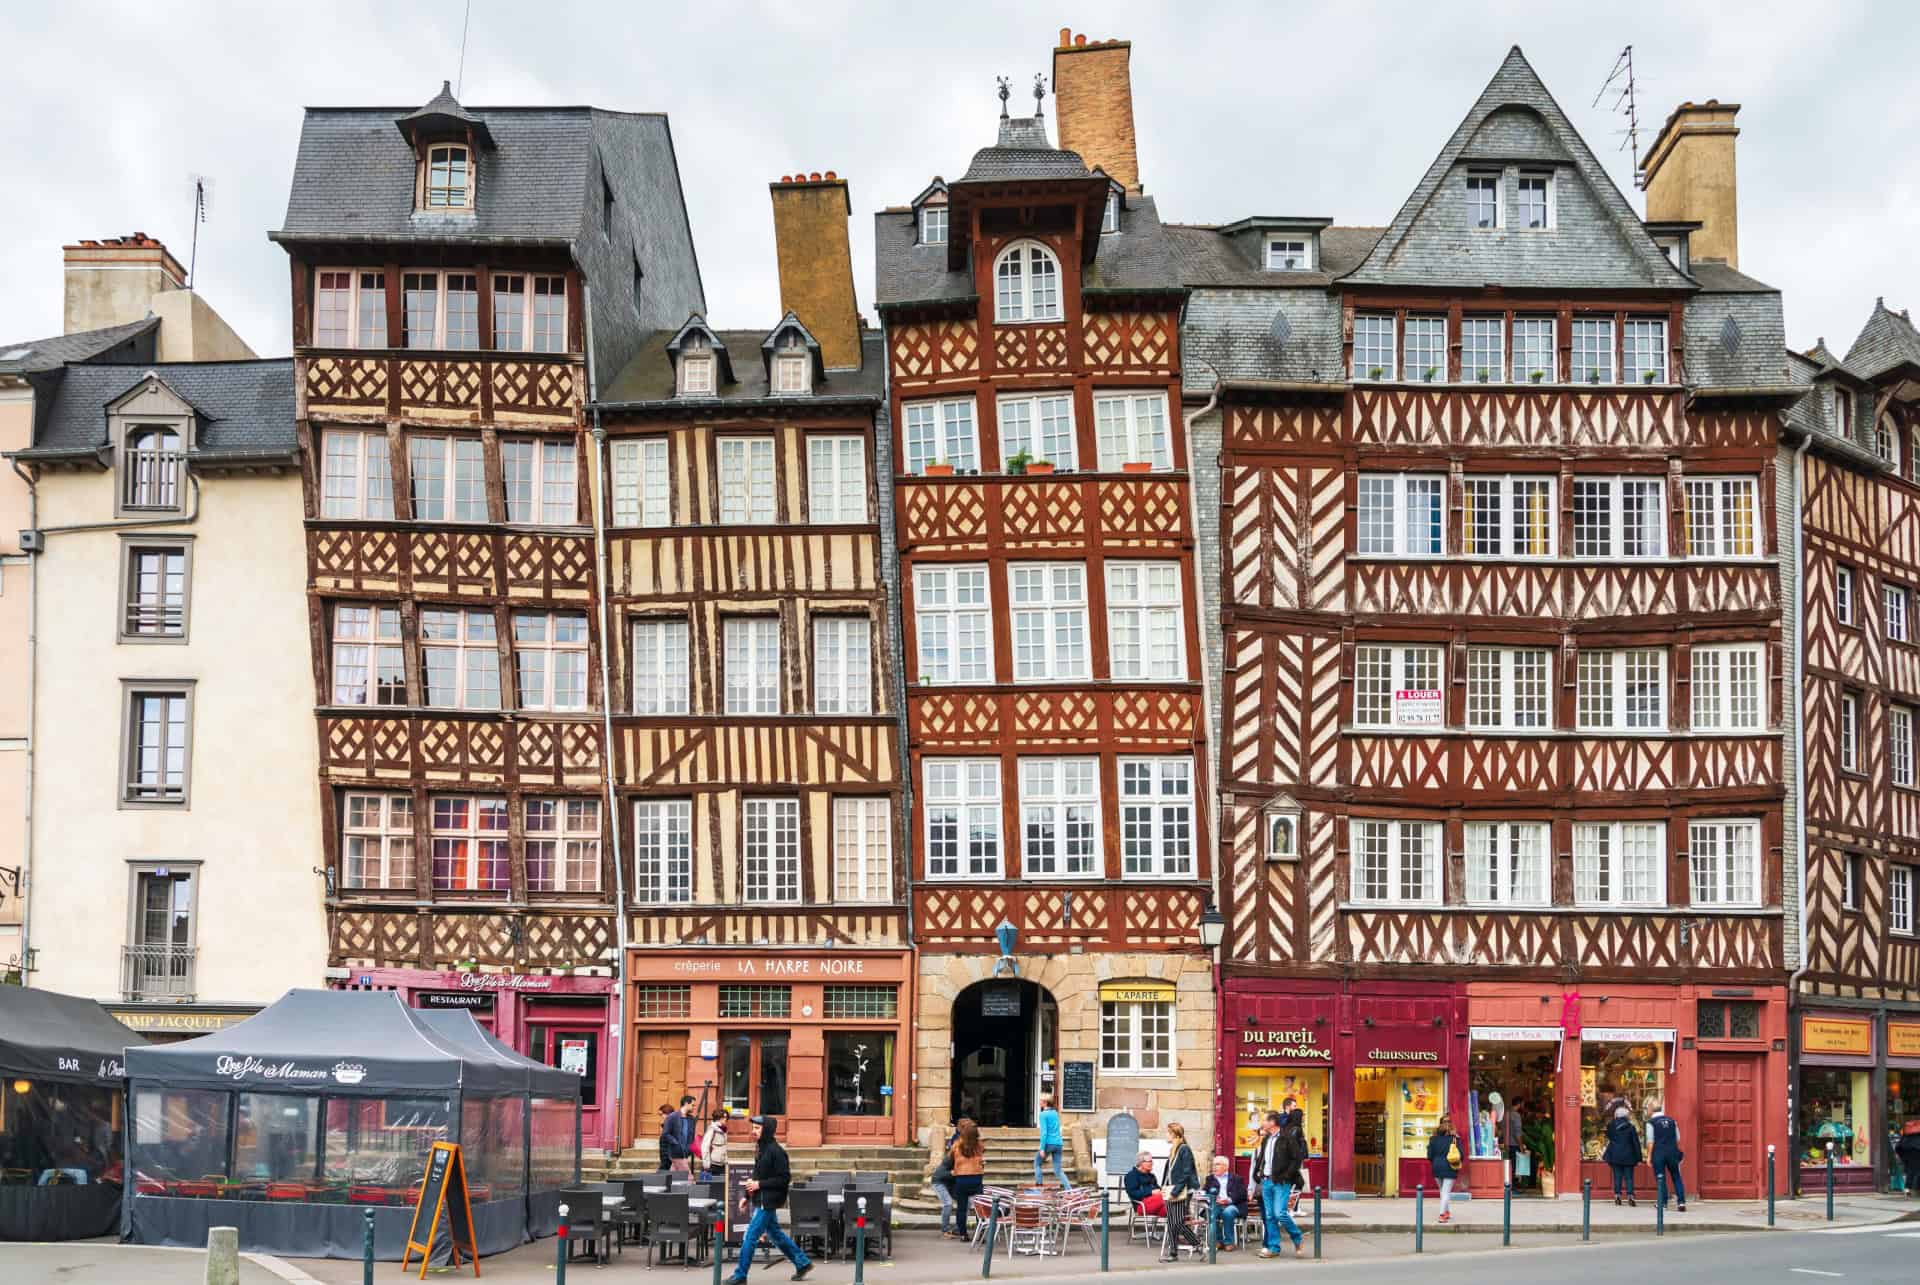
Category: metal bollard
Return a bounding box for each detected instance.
[1767,1145,1776,1227]
[1582,1178,1591,1242]
[362,1208,375,1285]
[854,1196,868,1285]
[1826,1142,1835,1221]
[980,1201,999,1279]
[710,1213,723,1285]
[1415,1183,1424,1253]
[1313,1187,1323,1260]
[1502,1179,1512,1247]
[1656,1169,1666,1236]
[1206,1196,1216,1265]
[1099,1191,1109,1272]
[556,1203,570,1285]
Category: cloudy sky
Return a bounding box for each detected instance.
[5,1,1916,358]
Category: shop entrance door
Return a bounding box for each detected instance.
[1699,1053,1760,1197]
[951,980,1053,1126]
[720,1032,789,1119]
[632,1028,687,1140]
[530,1022,602,1144]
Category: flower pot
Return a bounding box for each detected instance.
[1027,461,1055,475]
[1540,1170,1556,1198]
[924,463,954,477]
[1122,461,1154,475]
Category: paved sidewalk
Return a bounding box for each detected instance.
[1292,1189,1920,1234]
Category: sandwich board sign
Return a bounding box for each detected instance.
[402,1140,479,1277]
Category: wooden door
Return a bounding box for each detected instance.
[1698,1053,1760,1197]
[633,1029,686,1136]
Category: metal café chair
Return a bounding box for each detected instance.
[560,1187,611,1264]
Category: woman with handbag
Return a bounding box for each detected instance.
[1426,1114,1461,1223]
[1158,1122,1202,1263]
[700,1111,730,1180]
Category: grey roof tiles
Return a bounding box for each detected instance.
[0,317,158,378]
[17,360,295,460]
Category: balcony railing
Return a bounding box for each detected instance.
[121,943,195,1001]
[123,596,186,637]
[122,450,185,511]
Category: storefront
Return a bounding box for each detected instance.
[627,949,915,1150]
[1788,1007,1920,1195]
[1892,1019,1920,1192]
[329,967,618,1151]
[1468,982,1790,1201]
[105,1004,260,1046]
[1220,979,1466,1198]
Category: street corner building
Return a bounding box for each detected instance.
[876,33,1218,1147]
[1187,49,1795,1198]
[593,170,913,1150]
[271,82,704,1154]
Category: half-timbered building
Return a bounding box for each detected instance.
[273,83,703,1152]
[1787,300,1920,1192]
[1185,51,1794,1198]
[877,34,1217,1143]
[594,174,910,1149]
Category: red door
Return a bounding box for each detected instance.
[1697,1053,1760,1197]
[530,1022,603,1146]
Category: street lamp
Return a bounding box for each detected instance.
[1197,903,1225,950]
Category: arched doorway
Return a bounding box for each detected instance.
[951,979,1058,1127]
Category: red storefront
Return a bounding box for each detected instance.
[1465,982,1790,1200]
[332,967,620,1151]
[1220,979,1467,1198]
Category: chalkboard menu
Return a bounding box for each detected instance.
[1103,1111,1141,1176]
[980,984,1021,1018]
[403,1141,477,1276]
[1061,1061,1095,1113]
[725,1161,757,1247]
[1353,1102,1387,1156]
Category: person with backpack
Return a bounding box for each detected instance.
[1604,1104,1643,1206]
[1034,1095,1066,1186]
[1646,1099,1685,1212]
[726,1115,812,1284]
[1426,1113,1462,1223]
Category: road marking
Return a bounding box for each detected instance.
[1806,1223,1900,1234]
[1884,1231,1920,1238]
[1790,1270,1843,1278]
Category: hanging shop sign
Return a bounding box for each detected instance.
[1888,1023,1920,1059]
[1239,1025,1333,1064]
[1801,1016,1872,1057]
[1581,1027,1675,1045]
[1470,1026,1563,1044]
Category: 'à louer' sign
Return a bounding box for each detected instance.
[1240,1027,1332,1062]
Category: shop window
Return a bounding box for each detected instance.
[633,984,692,1019]
[719,984,791,1019]
[1891,1068,1920,1149]
[1231,1067,1328,1160]
[1468,1043,1557,1167]
[1100,995,1174,1075]
[1696,1000,1761,1040]
[1799,1067,1871,1170]
[823,985,898,1020]
[1579,1042,1665,1164]
[826,1032,894,1117]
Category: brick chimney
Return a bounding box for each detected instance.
[768,173,861,370]
[1052,30,1140,193]
[63,233,186,334]
[1640,100,1741,268]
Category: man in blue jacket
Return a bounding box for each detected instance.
[1203,1155,1250,1249]
[1647,1100,1685,1212]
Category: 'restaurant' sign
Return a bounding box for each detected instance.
[1888,1022,1920,1059]
[418,990,495,1011]
[1239,1026,1333,1063]
[1802,1016,1872,1057]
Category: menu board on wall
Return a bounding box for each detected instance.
[1353,1101,1387,1156]
[1061,1061,1095,1113]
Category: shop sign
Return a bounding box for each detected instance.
[1394,688,1442,726]
[1239,1026,1333,1063]
[418,990,494,1012]
[1582,1027,1675,1045]
[666,955,881,979]
[1470,1026,1562,1044]
[1098,982,1176,1004]
[1802,1016,1872,1057]
[1889,1023,1920,1059]
[1355,1025,1449,1066]
[110,1008,255,1033]
[450,972,555,992]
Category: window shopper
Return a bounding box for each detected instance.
[1203,1154,1248,1249]
[1604,1104,1642,1206]
[1646,1100,1684,1212]
[948,1118,986,1240]
[1427,1113,1461,1223]
[1034,1095,1066,1186]
[1158,1122,1202,1262]
[727,1115,812,1284]
[1504,1096,1528,1190]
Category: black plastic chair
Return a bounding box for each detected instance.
[560,1187,610,1264]
[811,1170,852,1192]
[646,1191,695,1267]
[789,1187,834,1260]
[852,1170,891,1188]
[618,1182,650,1249]
[843,1190,890,1258]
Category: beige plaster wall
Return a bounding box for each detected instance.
[152,291,257,362]
[0,388,34,933]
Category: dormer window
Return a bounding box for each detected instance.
[1466,172,1501,229]
[994,240,1062,324]
[679,334,715,396]
[124,426,184,512]
[1518,173,1552,229]
[424,144,472,209]
[921,206,948,245]
[773,333,810,395]
[1265,237,1312,271]
[1102,191,1120,235]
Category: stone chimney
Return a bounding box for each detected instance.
[63,233,185,334]
[1052,30,1140,193]
[768,173,861,370]
[1640,100,1741,268]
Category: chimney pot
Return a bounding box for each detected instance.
[809,171,821,181]
[1060,26,1071,46]
[824,170,837,180]
[780,175,791,183]
[1075,33,1086,45]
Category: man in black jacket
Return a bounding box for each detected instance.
[727,1115,812,1283]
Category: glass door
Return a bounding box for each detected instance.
[720,1033,789,1118]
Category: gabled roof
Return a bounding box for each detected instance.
[1343,46,1694,291]
[0,316,158,378]
[1844,298,1920,382]
[597,328,885,409]
[395,80,494,148]
[11,359,296,464]
[760,311,825,383]
[663,313,736,388]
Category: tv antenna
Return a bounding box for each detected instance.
[186,174,212,288]
[456,0,472,97]
[1593,45,1645,188]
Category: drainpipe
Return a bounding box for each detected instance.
[1785,429,1813,1188]
[582,285,632,1149]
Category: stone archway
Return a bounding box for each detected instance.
[949,978,1057,1127]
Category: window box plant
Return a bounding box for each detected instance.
[1642,369,1659,385]
[1005,450,1032,475]
[1368,366,1385,380]
[924,460,954,477]
[1529,369,1546,384]
[1423,366,1439,383]
[1026,459,1054,475]
[1122,460,1155,475]
[1587,371,1602,385]
[1476,367,1490,383]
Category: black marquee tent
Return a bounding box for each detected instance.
[0,985,149,1241]
[123,989,580,1260]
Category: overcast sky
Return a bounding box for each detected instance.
[5,1,1916,360]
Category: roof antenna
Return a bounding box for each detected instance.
[185,175,210,289]
[1033,73,1047,118]
[455,0,472,98]
[1593,45,1645,190]
[996,76,1010,119]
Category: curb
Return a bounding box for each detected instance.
[244,1251,327,1285]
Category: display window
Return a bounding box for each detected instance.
[1799,1067,1870,1169]
[1468,1041,1558,1188]
[1352,1066,1444,1195]
[1579,1043,1664,1162]
[1892,1070,1920,1192]
[827,1032,894,1117]
[1232,1068,1328,1157]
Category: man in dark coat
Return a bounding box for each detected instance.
[726,1115,811,1283]
[1202,1155,1250,1249]
[1603,1106,1643,1205]
[1647,1100,1685,1212]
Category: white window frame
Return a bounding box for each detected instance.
[743,798,801,904]
[408,434,486,523]
[807,436,866,523]
[1887,583,1911,643]
[832,797,892,903]
[1876,415,1896,465]
[1690,643,1764,733]
[1461,474,1555,558]
[772,334,811,396]
[1356,473,1444,557]
[1573,821,1667,907]
[993,239,1063,323]
[1462,316,1504,382]
[1688,818,1762,908]
[1575,647,1667,732]
[1683,477,1761,559]
[341,792,414,890]
[1571,317,1615,383]
[924,758,1002,879]
[1623,318,1668,384]
[1265,237,1312,271]
[321,429,395,520]
[1516,172,1554,230]
[428,795,510,893]
[1100,999,1174,1076]
[1843,853,1860,910]
[630,617,690,715]
[632,799,693,904]
[1093,391,1171,471]
[423,143,472,210]
[501,437,576,525]
[1102,190,1120,235]
[920,205,948,245]
[1464,821,1550,907]
[1465,647,1553,731]
[1511,316,1557,383]
[525,797,601,894]
[677,334,716,396]
[723,616,780,716]
[904,397,978,474]
[1020,757,1100,878]
[1353,313,1396,380]
[401,269,479,350]
[611,438,670,527]
[1010,563,1089,683]
[1891,864,1915,936]
[1106,562,1184,681]
[1840,690,1861,772]
[313,268,388,349]
[490,273,567,354]
[1349,818,1442,906]
[1572,476,1665,559]
[513,610,589,712]
[1466,172,1501,229]
[1119,756,1195,879]
[914,564,992,685]
[998,392,1076,469]
[331,604,405,707]
[718,437,776,524]
[1835,564,1856,627]
[1402,315,1446,382]
[1893,705,1915,789]
[420,607,501,710]
[1353,644,1444,730]
[812,616,872,715]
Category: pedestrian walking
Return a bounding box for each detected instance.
[1646,1099,1685,1212]
[700,1110,731,1181]
[1604,1104,1642,1206]
[1895,1120,1920,1198]
[726,1115,812,1284]
[1250,1109,1304,1257]
[1157,1122,1202,1262]
[930,1120,960,1238]
[1426,1113,1462,1223]
[656,1102,686,1171]
[1034,1094,1067,1186]
[1503,1096,1528,1191]
[1202,1154,1249,1249]
[947,1118,986,1240]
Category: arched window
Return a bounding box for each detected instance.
[994,240,1062,323]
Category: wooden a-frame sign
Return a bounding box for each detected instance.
[402,1140,480,1277]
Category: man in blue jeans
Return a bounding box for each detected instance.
[1034,1095,1066,1185]
[728,1116,812,1283]
[1203,1155,1249,1248]
[1250,1110,1304,1257]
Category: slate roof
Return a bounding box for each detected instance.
[15,359,296,463]
[598,329,885,409]
[0,317,158,378]
[959,114,1093,183]
[1844,299,1920,381]
[1165,224,1384,289]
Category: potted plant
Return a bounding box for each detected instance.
[1476,367,1490,383]
[1522,1117,1557,1198]
[1122,460,1155,475]
[1368,366,1385,380]
[1529,369,1546,384]
[454,958,479,974]
[1005,449,1032,475]
[1027,458,1055,475]
[1423,366,1439,383]
[925,458,954,477]
[1587,370,1602,385]
[1642,369,1659,385]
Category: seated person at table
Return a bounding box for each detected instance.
[1123,1152,1164,1216]
[1202,1155,1248,1249]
